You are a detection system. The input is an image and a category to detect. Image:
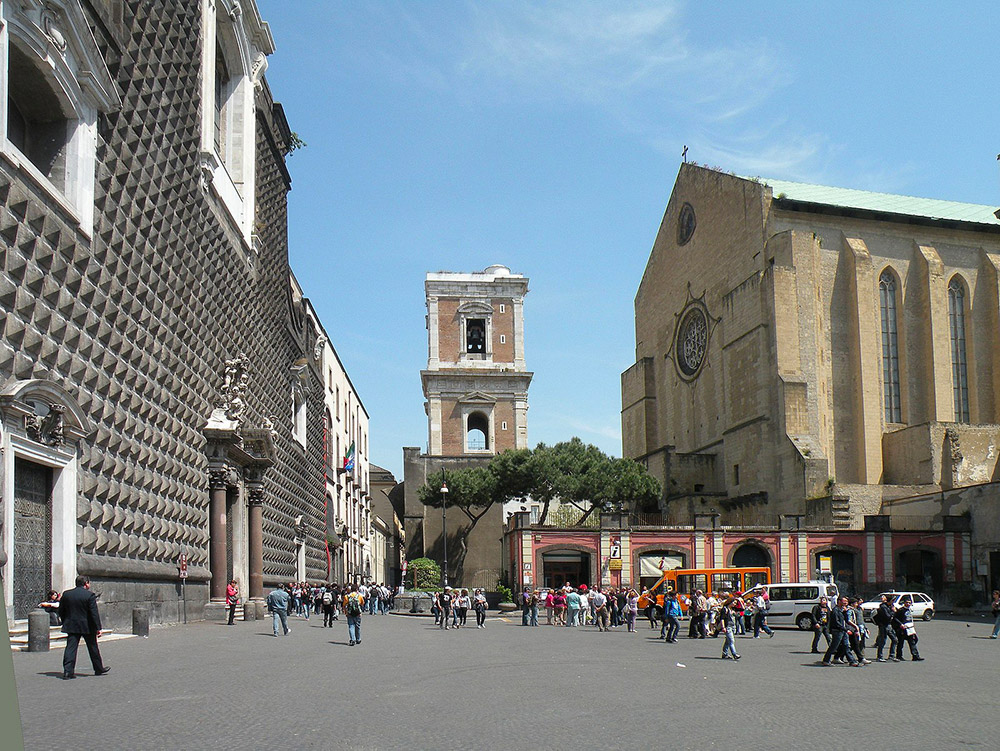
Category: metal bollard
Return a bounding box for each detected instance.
[27,609,50,652]
[132,607,150,637]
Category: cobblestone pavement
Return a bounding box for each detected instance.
[10,612,998,750]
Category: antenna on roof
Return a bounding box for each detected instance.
[682,145,688,163]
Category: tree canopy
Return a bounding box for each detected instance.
[417,439,661,583]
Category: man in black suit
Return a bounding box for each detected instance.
[57,575,110,679]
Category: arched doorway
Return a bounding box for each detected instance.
[732,544,771,569]
[897,548,942,592]
[815,550,857,595]
[637,551,686,591]
[541,550,591,589]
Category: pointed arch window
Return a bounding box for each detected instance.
[948,278,970,423]
[878,271,901,422]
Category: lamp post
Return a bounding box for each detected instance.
[440,470,449,589]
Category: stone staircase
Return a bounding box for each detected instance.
[831,495,853,529]
[8,619,131,650]
[9,619,68,649]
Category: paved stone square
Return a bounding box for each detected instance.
[10,612,998,750]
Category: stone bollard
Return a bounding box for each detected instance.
[132,607,150,637]
[243,603,256,621]
[27,609,50,652]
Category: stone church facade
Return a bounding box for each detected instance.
[622,163,1000,593]
[1,0,332,627]
[403,265,532,589]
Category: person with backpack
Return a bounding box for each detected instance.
[322,585,336,627]
[343,583,365,646]
[661,590,682,643]
[872,593,898,662]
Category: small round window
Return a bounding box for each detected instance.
[677,202,696,246]
[676,306,708,379]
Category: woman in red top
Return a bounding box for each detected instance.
[552,590,567,625]
[226,580,240,626]
[545,590,556,625]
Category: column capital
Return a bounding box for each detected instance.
[208,465,230,490]
[246,483,265,507]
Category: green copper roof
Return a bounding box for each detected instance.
[758,177,1000,227]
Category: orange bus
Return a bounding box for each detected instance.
[637,567,771,615]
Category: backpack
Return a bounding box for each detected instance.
[346,594,362,616]
[322,591,333,606]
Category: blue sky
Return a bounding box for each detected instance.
[257,1,1000,478]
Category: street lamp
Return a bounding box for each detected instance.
[440,470,449,589]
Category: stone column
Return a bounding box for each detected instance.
[247,483,264,601]
[209,465,229,601]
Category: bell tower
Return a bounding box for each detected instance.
[422,265,532,456]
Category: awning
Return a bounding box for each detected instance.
[640,554,683,578]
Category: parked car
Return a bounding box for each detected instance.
[747,581,840,630]
[860,592,935,621]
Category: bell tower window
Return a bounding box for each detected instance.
[466,412,489,452]
[466,319,486,353]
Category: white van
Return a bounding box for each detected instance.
[752,581,840,630]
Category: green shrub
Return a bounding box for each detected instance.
[408,557,442,589]
[497,584,514,603]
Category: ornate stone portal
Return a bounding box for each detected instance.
[1,379,94,624]
[202,356,275,619]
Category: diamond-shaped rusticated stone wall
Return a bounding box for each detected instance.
[251,105,329,584]
[1,0,328,601]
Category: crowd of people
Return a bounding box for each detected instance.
[261,581,396,644]
[809,593,923,665]
[435,581,932,665]
[265,581,397,623]
[430,587,489,629]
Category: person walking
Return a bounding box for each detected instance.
[752,590,773,638]
[57,576,110,679]
[821,596,860,667]
[719,598,741,660]
[810,596,830,653]
[520,587,532,626]
[455,589,470,628]
[990,590,1000,639]
[873,593,898,661]
[322,585,337,627]
[662,591,682,643]
[266,583,291,637]
[439,587,454,630]
[577,586,589,626]
[343,583,365,646]
[473,589,488,629]
[226,579,240,626]
[566,587,581,627]
[892,596,923,661]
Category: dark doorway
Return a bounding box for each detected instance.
[732,544,770,569]
[818,550,858,595]
[898,549,942,592]
[991,551,1000,594]
[13,458,52,619]
[542,551,591,589]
